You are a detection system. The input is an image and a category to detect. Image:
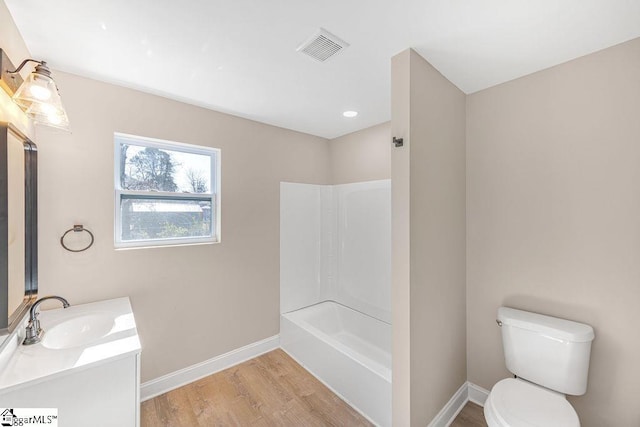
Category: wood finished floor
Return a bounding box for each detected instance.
[141,348,487,427]
[451,402,487,427]
[141,349,373,426]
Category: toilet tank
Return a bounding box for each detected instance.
[498,307,595,396]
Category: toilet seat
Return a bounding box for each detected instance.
[484,378,580,427]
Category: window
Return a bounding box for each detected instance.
[114,133,220,248]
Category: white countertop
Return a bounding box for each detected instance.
[0,297,141,393]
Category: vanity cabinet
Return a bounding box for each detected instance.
[0,354,140,426]
[0,297,141,427]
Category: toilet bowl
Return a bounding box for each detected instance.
[484,378,579,427]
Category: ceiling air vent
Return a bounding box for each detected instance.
[297,28,350,62]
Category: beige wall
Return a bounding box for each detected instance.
[391,49,412,426]
[466,38,640,426]
[408,50,467,425]
[392,49,467,426]
[35,71,329,382]
[328,122,390,184]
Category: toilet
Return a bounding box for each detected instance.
[484,307,595,427]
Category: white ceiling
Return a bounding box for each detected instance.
[5,0,640,139]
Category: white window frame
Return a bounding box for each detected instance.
[114,132,221,249]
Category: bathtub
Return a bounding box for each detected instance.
[280,301,391,427]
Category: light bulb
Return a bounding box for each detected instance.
[47,113,63,125]
[29,84,51,101]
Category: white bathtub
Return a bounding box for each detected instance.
[280,301,391,427]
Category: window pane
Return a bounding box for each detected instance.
[119,144,212,193]
[120,198,213,241]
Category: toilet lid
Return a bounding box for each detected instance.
[486,378,580,427]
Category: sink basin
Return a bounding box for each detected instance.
[41,312,115,350]
[0,297,140,393]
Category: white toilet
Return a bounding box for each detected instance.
[484,307,595,427]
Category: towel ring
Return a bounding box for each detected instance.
[60,224,94,252]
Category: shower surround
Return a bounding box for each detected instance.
[280,180,391,426]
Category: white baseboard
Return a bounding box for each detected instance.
[427,381,491,427]
[427,381,469,427]
[140,335,280,401]
[468,382,490,406]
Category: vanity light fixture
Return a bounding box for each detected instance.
[0,48,69,130]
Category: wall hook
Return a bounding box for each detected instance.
[393,137,404,147]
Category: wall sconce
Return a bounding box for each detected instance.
[0,48,69,130]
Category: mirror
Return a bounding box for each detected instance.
[0,122,37,337]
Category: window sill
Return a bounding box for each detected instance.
[114,239,219,251]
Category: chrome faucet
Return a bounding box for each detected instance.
[23,296,70,345]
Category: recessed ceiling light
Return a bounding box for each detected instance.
[343,110,358,118]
